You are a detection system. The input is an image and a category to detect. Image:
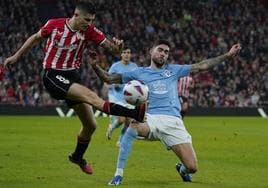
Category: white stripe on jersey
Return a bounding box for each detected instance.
[71,37,84,69]
[62,33,79,69]
[51,25,69,68]
[43,29,57,69]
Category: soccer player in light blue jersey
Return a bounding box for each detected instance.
[91,39,241,185]
[106,47,138,146]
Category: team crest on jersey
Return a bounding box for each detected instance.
[54,41,78,50]
[161,70,172,77]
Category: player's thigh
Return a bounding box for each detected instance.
[171,143,198,168]
[129,121,150,137]
[72,103,97,129]
[67,83,105,109]
[118,116,127,124]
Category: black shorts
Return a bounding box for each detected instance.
[43,69,82,107]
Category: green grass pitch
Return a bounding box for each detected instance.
[0,116,267,188]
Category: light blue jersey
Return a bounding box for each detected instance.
[108,61,138,103]
[121,64,192,118]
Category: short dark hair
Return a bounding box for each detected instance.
[122,46,132,51]
[152,39,171,48]
[76,2,96,15]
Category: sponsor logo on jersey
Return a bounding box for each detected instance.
[151,80,168,94]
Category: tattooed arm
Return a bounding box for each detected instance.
[91,64,122,84]
[191,44,241,73]
[100,37,124,56]
[88,51,122,84]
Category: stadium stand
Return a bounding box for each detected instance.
[0,0,267,107]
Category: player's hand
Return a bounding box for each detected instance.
[112,37,124,52]
[4,55,19,70]
[88,50,99,67]
[227,43,242,58]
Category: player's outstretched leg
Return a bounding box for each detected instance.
[102,102,147,122]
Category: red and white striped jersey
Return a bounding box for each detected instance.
[40,18,105,70]
[178,76,193,98]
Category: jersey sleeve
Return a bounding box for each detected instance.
[173,64,192,79]
[121,68,139,83]
[40,19,55,38]
[86,26,106,44]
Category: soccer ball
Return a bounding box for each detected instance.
[123,80,149,105]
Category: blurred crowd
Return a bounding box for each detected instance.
[0,0,267,107]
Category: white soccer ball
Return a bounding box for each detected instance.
[123,80,149,106]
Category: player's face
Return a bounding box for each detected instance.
[74,11,95,31]
[121,49,131,63]
[150,44,169,66]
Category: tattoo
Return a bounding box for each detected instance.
[101,39,121,56]
[92,65,122,84]
[191,53,230,73]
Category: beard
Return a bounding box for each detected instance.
[152,56,166,67]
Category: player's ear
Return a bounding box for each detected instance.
[149,47,153,55]
[74,9,80,18]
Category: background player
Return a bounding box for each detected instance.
[178,76,194,118]
[106,46,138,147]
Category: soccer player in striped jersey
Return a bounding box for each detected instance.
[178,76,194,118]
[106,47,138,146]
[91,39,241,185]
[3,2,146,175]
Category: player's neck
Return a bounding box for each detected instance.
[67,18,79,32]
[121,60,130,65]
[150,61,164,69]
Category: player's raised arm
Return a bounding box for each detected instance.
[100,37,124,56]
[190,43,241,73]
[89,51,123,84]
[4,30,43,69]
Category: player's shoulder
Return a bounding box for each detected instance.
[167,63,180,68]
[135,66,147,72]
[167,63,191,69]
[110,61,121,67]
[45,18,66,27]
[130,62,138,67]
[87,25,104,34]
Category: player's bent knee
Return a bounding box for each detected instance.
[129,120,139,127]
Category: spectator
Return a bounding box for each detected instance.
[0,0,267,107]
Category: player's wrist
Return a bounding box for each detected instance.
[225,52,233,59]
[91,64,97,69]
